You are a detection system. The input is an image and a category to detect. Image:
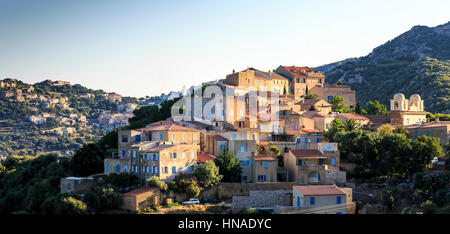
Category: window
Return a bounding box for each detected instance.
[171,153,177,159]
[191,152,194,159]
[264,162,268,169]
[349,96,353,101]
[310,197,315,205]
[317,138,320,143]
[122,150,126,157]
[298,160,303,166]
[297,138,301,143]
[426,131,430,136]
[133,151,136,158]
[232,134,236,140]
[415,130,419,136]
[304,138,308,143]
[105,165,110,173]
[319,159,324,166]
[302,79,306,83]
[160,134,164,141]
[182,152,185,159]
[331,157,336,166]
[121,135,128,143]
[337,196,342,204]
[222,109,225,116]
[259,136,263,142]
[242,176,247,182]
[172,166,176,173]
[328,145,332,151]
[240,145,246,152]
[327,96,333,101]
[164,167,168,174]
[135,135,141,143]
[124,165,128,172]
[148,134,152,141]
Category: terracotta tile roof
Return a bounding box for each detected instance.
[297,99,320,105]
[123,187,159,197]
[405,121,450,129]
[212,135,228,141]
[364,115,390,124]
[147,119,174,127]
[339,113,369,121]
[197,153,216,163]
[302,111,326,118]
[281,66,320,76]
[290,149,323,157]
[294,185,345,196]
[143,123,199,132]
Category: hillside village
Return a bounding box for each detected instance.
[58,65,450,214]
[0,78,139,157]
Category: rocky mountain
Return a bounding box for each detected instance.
[319,21,450,113]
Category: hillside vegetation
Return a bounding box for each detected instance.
[316,22,450,113]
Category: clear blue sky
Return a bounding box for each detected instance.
[0,0,449,97]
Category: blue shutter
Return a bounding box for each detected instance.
[310,197,315,205]
[263,175,266,181]
[241,145,245,152]
[297,197,300,207]
[415,131,419,136]
[331,158,336,166]
[337,196,341,204]
[172,166,176,173]
[297,138,301,143]
[122,150,126,157]
[426,131,430,136]
[135,135,141,143]
[304,138,308,143]
[317,138,320,143]
[148,134,152,141]
[264,162,268,168]
[160,134,163,140]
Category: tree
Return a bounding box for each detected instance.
[393,126,408,135]
[378,124,394,136]
[324,119,345,141]
[214,150,242,182]
[42,194,87,215]
[355,102,362,115]
[411,136,444,173]
[329,96,351,113]
[193,161,223,189]
[147,176,168,191]
[343,119,359,132]
[104,172,139,192]
[171,172,201,198]
[83,187,122,213]
[367,100,389,115]
[69,143,105,177]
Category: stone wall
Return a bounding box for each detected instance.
[232,190,292,213]
[201,182,299,199]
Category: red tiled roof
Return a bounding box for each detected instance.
[197,153,216,163]
[339,113,369,121]
[364,115,390,124]
[282,66,319,76]
[123,187,159,197]
[290,149,323,157]
[294,185,345,196]
[142,123,199,132]
[147,119,174,127]
[302,111,326,118]
[405,121,450,129]
[212,135,228,141]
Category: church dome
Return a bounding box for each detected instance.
[393,93,405,100]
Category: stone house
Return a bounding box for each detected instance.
[292,185,351,214]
